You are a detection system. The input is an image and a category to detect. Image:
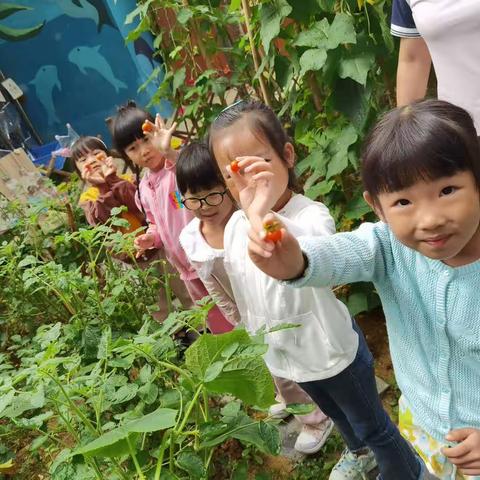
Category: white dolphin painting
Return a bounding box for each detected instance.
[68,45,127,93]
[29,65,62,126]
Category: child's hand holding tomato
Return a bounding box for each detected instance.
[246,212,306,281]
[443,428,480,475]
[227,156,283,233]
[83,161,104,185]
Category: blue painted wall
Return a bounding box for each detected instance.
[0,0,170,145]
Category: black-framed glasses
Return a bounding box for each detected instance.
[181,190,228,210]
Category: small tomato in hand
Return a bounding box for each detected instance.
[142,121,153,134]
[263,219,283,243]
[230,160,240,173]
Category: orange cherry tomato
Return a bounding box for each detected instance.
[95,152,105,161]
[142,121,154,134]
[263,219,283,243]
[230,160,240,173]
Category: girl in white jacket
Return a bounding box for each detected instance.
[208,100,436,480]
[177,141,333,455]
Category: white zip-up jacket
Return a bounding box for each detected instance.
[180,217,239,326]
[223,194,359,382]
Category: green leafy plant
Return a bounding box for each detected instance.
[0,182,280,479]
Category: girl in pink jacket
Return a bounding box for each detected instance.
[110,101,232,333]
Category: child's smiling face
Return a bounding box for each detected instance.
[183,184,235,227]
[366,171,480,266]
[76,149,107,185]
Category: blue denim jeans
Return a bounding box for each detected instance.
[299,322,421,480]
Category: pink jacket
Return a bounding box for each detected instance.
[136,162,197,281]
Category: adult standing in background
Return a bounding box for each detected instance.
[391,0,480,132]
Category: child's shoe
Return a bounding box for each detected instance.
[294,418,334,454]
[329,447,377,480]
[268,402,290,419]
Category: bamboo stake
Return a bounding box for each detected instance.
[240,0,271,106]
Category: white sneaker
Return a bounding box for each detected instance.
[269,402,290,419]
[294,418,334,454]
[329,448,377,480]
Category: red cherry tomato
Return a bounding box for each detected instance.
[142,121,154,134]
[230,160,240,173]
[263,220,283,243]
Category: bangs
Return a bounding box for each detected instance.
[71,136,108,162]
[176,142,224,195]
[209,100,300,191]
[112,108,153,152]
[362,101,480,198]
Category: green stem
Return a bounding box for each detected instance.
[162,262,173,314]
[42,370,97,435]
[129,345,195,388]
[202,390,210,422]
[127,436,145,480]
[176,384,203,434]
[33,273,76,315]
[154,430,171,480]
[169,430,176,472]
[204,447,216,472]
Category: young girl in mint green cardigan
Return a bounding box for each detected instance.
[244,99,480,480]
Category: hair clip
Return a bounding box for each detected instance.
[215,99,246,121]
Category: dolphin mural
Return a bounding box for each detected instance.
[57,0,116,32]
[68,45,127,93]
[57,0,98,25]
[29,65,61,126]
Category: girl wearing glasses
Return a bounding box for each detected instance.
[177,142,239,328]
[177,141,333,455]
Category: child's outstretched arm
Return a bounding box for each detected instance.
[143,114,179,164]
[248,213,389,288]
[442,428,480,475]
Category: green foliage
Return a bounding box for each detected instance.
[186,329,275,408]
[0,183,277,479]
